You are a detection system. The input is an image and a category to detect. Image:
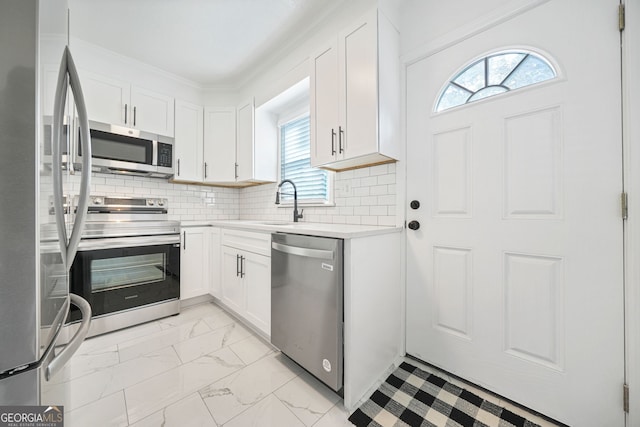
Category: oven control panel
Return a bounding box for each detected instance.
[87,196,168,208]
[77,195,170,215]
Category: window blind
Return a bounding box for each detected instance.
[280,115,328,201]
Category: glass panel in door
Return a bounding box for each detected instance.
[90,253,166,292]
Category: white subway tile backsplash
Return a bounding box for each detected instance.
[354,206,370,216]
[69,162,397,226]
[378,173,395,185]
[360,196,378,206]
[370,205,388,216]
[238,163,398,225]
[353,186,370,197]
[361,216,379,226]
[370,185,388,196]
[353,168,371,178]
[377,195,395,206]
[369,164,388,176]
[346,216,362,225]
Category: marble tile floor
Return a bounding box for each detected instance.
[42,302,353,427]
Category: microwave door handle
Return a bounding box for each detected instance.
[51,48,70,267]
[45,293,92,381]
[65,46,92,267]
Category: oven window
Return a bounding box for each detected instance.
[91,253,165,292]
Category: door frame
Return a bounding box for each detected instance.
[399,0,632,423]
[623,0,639,424]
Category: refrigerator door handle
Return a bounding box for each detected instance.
[44,293,92,381]
[65,46,92,267]
[51,50,69,268]
[51,47,92,270]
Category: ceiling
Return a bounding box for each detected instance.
[69,0,344,88]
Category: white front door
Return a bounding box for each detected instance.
[405,1,624,425]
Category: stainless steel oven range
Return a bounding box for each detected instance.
[65,196,180,338]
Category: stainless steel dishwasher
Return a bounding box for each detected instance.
[271,233,343,392]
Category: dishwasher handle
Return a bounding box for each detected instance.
[271,241,334,260]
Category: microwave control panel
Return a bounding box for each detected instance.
[157,143,173,168]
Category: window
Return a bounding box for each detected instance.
[279,114,330,204]
[435,50,557,112]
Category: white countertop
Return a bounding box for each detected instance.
[180,219,402,239]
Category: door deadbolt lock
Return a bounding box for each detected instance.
[408,220,420,230]
[410,200,420,210]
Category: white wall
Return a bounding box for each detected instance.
[399,0,533,58]
[70,38,204,105]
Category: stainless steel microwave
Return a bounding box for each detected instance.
[44,119,174,178]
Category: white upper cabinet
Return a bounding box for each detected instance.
[130,86,175,137]
[204,107,236,183]
[174,100,204,182]
[236,100,254,182]
[310,8,400,171]
[80,71,129,126]
[200,99,276,186]
[80,70,175,137]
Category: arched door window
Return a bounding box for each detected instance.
[435,50,557,112]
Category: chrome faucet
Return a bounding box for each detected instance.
[275,179,303,222]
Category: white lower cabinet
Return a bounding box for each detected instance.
[240,251,270,334]
[209,227,221,298]
[180,227,210,300]
[220,229,271,336]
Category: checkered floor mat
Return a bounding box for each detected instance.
[349,362,541,427]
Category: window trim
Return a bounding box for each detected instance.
[277,110,334,208]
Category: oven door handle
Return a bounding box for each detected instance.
[44,293,92,381]
[78,234,181,251]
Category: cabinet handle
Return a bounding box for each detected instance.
[133,106,137,126]
[183,231,186,250]
[235,163,239,179]
[204,162,208,179]
[177,159,180,176]
[240,255,245,278]
[124,104,128,124]
[338,126,344,154]
[236,254,240,277]
[331,129,336,155]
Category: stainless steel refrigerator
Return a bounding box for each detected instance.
[0,0,93,405]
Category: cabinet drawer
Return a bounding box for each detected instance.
[221,229,271,256]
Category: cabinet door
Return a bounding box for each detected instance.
[174,100,203,182]
[339,11,378,159]
[209,228,221,298]
[221,246,243,313]
[80,70,129,126]
[236,100,254,181]
[310,42,340,167]
[243,252,271,336]
[181,228,209,300]
[204,108,236,182]
[131,86,175,137]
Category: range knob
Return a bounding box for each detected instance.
[148,199,155,206]
[408,220,420,230]
[92,197,103,205]
[157,199,165,206]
